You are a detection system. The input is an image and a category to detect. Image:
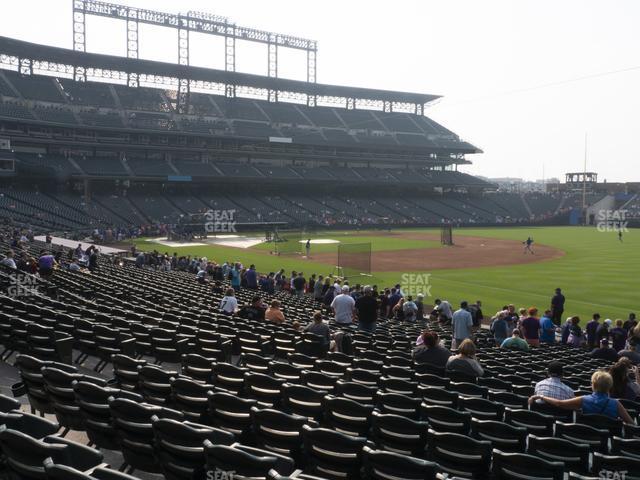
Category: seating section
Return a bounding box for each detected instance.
[59,79,116,108]
[0,69,478,153]
[3,70,64,102]
[0,237,636,479]
[0,184,606,231]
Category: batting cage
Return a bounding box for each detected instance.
[272,228,303,255]
[441,224,453,246]
[337,242,372,279]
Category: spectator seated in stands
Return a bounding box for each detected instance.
[500,329,529,351]
[1,250,16,269]
[533,361,575,401]
[529,370,634,424]
[618,337,640,364]
[413,331,452,367]
[446,339,484,378]
[591,339,619,362]
[610,319,628,352]
[239,295,266,321]
[196,267,207,284]
[218,287,238,315]
[305,311,330,347]
[265,300,285,325]
[609,358,640,401]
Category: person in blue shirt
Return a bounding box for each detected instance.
[230,263,241,290]
[529,370,633,424]
[452,301,474,348]
[490,311,509,346]
[539,309,556,343]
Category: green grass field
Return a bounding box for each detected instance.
[134,226,636,322]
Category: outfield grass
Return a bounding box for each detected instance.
[134,226,636,322]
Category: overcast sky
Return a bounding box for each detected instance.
[2,0,639,182]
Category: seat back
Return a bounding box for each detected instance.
[301,425,367,480]
[470,418,527,453]
[527,435,590,474]
[492,449,564,480]
[152,416,235,479]
[421,404,471,435]
[370,411,429,456]
[362,446,438,480]
[504,408,554,436]
[426,429,492,478]
[592,453,640,480]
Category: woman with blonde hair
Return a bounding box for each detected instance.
[529,370,634,423]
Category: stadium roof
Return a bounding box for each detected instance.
[0,36,441,106]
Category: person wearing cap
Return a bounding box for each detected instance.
[533,361,575,401]
[591,339,619,362]
[414,331,452,367]
[355,285,378,332]
[451,301,473,349]
[305,311,330,347]
[331,285,356,325]
[433,299,453,324]
[500,329,529,351]
[618,337,640,364]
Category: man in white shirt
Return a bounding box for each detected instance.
[331,285,356,325]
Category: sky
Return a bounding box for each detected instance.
[1,0,639,182]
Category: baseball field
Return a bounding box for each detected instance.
[134,226,636,322]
